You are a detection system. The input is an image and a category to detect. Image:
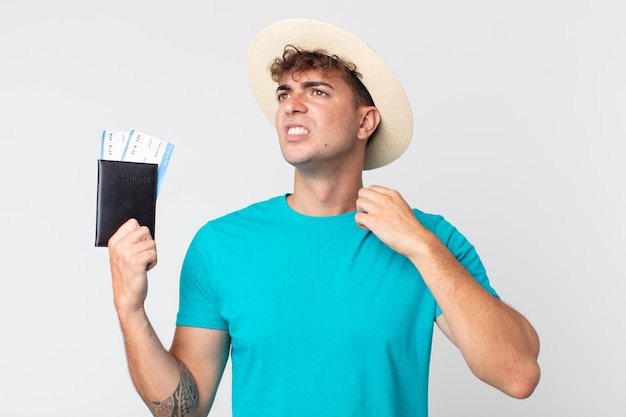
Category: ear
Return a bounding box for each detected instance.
[357,106,381,141]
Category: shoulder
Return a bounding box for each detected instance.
[192,195,285,241]
[411,208,455,237]
[215,195,283,223]
[412,208,445,229]
[411,208,470,248]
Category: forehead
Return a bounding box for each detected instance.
[277,67,348,87]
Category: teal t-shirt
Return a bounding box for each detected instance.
[177,195,497,417]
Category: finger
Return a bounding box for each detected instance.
[112,225,153,251]
[146,258,158,272]
[112,238,157,274]
[366,184,388,192]
[358,186,395,206]
[136,246,158,272]
[108,218,141,245]
[109,225,156,267]
[357,186,378,200]
[357,186,382,206]
[354,212,371,231]
[355,194,375,214]
[130,234,157,253]
[365,184,395,195]
[129,225,155,244]
[357,187,389,214]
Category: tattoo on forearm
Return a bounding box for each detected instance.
[144,359,199,417]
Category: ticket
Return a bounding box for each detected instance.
[100,131,129,161]
[100,129,174,196]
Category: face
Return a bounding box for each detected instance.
[274,69,375,173]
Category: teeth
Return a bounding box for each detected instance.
[287,127,309,135]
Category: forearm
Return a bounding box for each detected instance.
[439,281,539,397]
[353,186,540,395]
[117,308,200,416]
[409,231,540,398]
[108,221,204,416]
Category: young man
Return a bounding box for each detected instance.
[108,18,540,417]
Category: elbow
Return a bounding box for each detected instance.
[472,354,541,399]
[501,322,541,399]
[503,361,541,399]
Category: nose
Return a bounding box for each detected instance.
[282,92,307,115]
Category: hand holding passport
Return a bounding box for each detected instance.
[95,130,174,247]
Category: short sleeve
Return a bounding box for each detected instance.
[176,224,229,330]
[415,211,499,318]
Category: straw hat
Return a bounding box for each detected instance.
[247,18,413,170]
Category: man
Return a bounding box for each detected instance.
[108,18,540,417]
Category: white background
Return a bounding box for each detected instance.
[1,1,624,416]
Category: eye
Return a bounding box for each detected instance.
[312,89,327,97]
[277,92,290,102]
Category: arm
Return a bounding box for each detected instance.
[355,186,540,399]
[108,219,230,417]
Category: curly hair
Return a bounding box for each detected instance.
[269,45,375,110]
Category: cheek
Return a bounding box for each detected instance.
[274,113,286,139]
[327,112,359,137]
[274,111,281,128]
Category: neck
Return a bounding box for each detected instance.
[287,167,363,216]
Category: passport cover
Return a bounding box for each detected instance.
[95,160,158,247]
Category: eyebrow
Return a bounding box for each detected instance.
[276,80,336,93]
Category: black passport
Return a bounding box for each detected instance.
[95,160,158,247]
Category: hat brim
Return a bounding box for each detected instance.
[247,18,413,170]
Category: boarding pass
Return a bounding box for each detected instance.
[100,130,174,196]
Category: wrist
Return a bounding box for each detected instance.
[405,227,441,264]
[114,300,147,326]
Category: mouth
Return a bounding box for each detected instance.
[287,126,309,135]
